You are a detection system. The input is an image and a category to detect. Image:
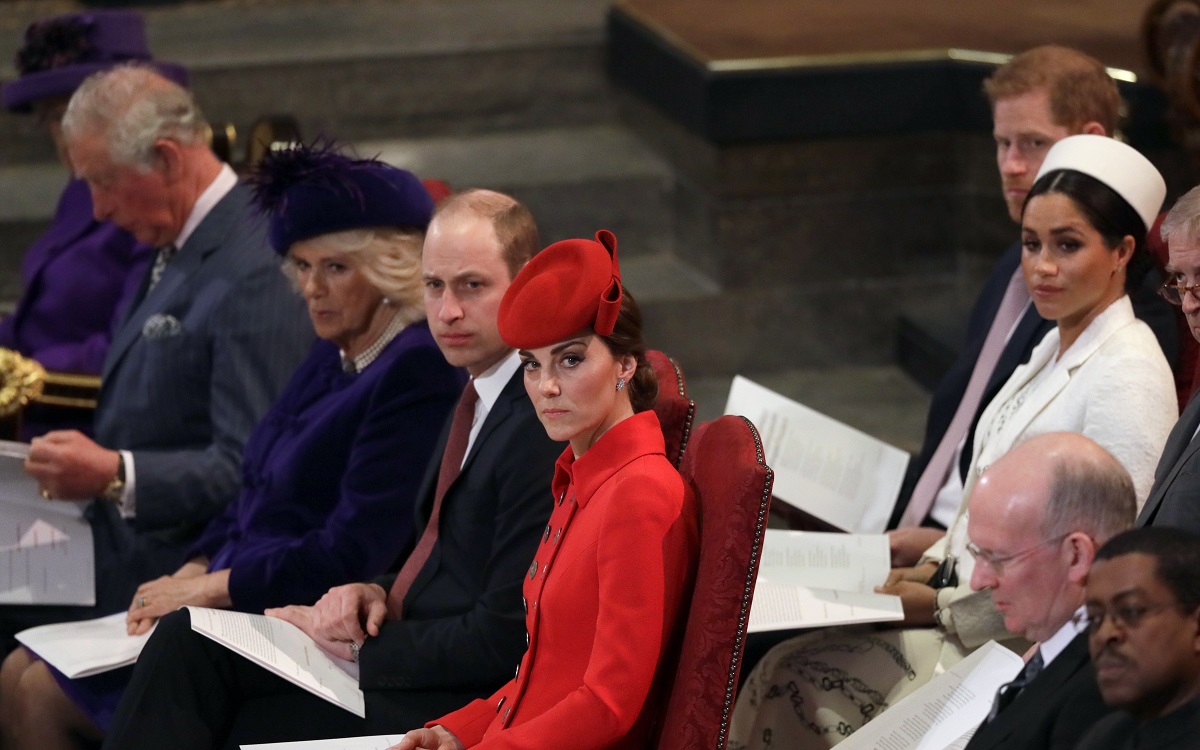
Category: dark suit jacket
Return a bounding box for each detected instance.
[892,242,1178,527]
[964,635,1114,750]
[89,182,313,601]
[347,368,564,719]
[1137,388,1200,531]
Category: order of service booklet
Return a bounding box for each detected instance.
[187,606,365,718]
[724,375,910,533]
[749,529,903,633]
[15,612,153,678]
[835,640,1024,750]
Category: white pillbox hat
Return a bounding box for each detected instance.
[1034,134,1166,232]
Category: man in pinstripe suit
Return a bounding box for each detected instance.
[6,64,311,647]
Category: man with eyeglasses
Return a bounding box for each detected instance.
[1075,527,1200,749]
[889,46,1178,561]
[961,432,1134,750]
[1139,185,1200,533]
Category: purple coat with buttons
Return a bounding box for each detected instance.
[0,177,152,373]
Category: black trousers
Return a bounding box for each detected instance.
[103,610,478,750]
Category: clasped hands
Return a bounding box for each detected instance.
[270,585,467,750]
[265,582,390,662]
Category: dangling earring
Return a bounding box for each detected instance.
[615,378,627,392]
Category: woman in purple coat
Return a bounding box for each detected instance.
[0,11,188,436]
[0,11,189,372]
[0,144,465,750]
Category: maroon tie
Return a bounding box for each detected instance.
[387,380,479,618]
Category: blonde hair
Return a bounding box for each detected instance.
[284,227,426,326]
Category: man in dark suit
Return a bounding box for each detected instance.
[889,46,1178,561]
[6,65,311,645]
[961,432,1132,750]
[101,190,565,749]
[1075,527,1200,750]
[1138,186,1200,532]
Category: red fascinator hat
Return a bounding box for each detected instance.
[498,230,623,350]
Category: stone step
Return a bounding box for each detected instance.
[0,0,614,166]
[363,124,676,254]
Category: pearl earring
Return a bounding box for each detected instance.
[615,378,627,392]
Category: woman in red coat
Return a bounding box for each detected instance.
[396,230,699,750]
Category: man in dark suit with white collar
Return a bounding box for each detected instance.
[1137,186,1200,532]
[961,432,1132,750]
[101,190,565,749]
[6,64,312,645]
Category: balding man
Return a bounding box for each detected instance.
[962,432,1133,749]
[5,64,312,645]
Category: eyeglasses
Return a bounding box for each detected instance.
[1158,278,1200,306]
[1074,602,1179,635]
[965,534,1068,577]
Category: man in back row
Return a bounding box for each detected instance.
[890,45,1179,554]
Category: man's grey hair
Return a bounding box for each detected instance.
[1039,444,1135,545]
[62,63,207,169]
[1160,184,1200,253]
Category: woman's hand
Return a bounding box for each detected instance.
[887,527,946,567]
[874,579,938,626]
[126,569,231,635]
[390,726,465,750]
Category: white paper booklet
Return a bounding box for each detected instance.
[836,640,1023,750]
[16,612,153,678]
[724,375,910,532]
[188,607,365,718]
[0,449,95,605]
[243,735,406,750]
[749,529,903,632]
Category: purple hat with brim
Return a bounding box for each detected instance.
[3,10,188,113]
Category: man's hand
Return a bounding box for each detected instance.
[25,430,120,500]
[126,569,231,635]
[266,604,357,661]
[390,726,465,750]
[266,583,389,662]
[887,527,946,567]
[874,579,938,626]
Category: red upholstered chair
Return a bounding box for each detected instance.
[647,350,695,468]
[650,415,773,750]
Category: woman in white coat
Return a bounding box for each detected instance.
[728,135,1178,750]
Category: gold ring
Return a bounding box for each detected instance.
[39,489,50,500]
[137,596,146,609]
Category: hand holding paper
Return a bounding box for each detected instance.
[24,430,121,500]
[749,530,903,632]
[265,582,389,662]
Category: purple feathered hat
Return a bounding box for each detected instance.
[3,10,188,113]
[250,140,436,255]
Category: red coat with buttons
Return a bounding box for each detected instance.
[431,409,699,749]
